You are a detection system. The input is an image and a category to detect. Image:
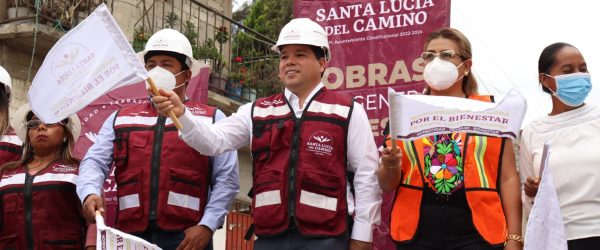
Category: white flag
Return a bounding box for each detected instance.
[96,214,162,250]
[387,88,527,140]
[29,3,148,123]
[524,144,568,250]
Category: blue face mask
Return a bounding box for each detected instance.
[545,72,592,107]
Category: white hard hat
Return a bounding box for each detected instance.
[0,65,12,96]
[137,29,207,77]
[11,103,81,143]
[272,18,330,62]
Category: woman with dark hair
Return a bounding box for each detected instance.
[378,28,522,250]
[519,42,600,250]
[0,65,22,165]
[0,103,85,249]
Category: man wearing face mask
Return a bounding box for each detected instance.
[76,29,239,250]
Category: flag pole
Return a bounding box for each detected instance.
[388,88,398,153]
[147,77,183,129]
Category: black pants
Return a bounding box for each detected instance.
[396,204,502,250]
[568,237,600,250]
[254,227,349,250]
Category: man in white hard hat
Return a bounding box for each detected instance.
[0,65,23,166]
[77,29,239,250]
[153,18,381,249]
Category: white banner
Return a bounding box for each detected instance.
[388,89,527,140]
[525,143,568,250]
[29,3,148,123]
[96,214,162,250]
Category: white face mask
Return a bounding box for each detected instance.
[146,66,185,91]
[423,58,465,91]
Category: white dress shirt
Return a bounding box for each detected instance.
[179,83,382,242]
[519,104,600,240]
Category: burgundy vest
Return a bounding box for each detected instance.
[113,101,215,233]
[0,128,23,166]
[251,88,353,236]
[0,161,84,249]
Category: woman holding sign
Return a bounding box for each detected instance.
[0,103,86,249]
[378,28,522,250]
[519,42,600,249]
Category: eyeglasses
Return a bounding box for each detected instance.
[25,119,64,129]
[421,50,460,62]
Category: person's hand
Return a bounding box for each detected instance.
[82,194,104,223]
[152,88,186,118]
[504,239,523,250]
[524,176,540,198]
[349,239,371,250]
[380,147,402,170]
[176,225,213,250]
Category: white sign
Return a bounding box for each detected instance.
[525,144,568,250]
[96,214,162,250]
[388,89,527,140]
[29,3,148,123]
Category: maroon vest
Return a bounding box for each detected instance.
[0,128,23,166]
[112,101,215,233]
[0,161,84,249]
[251,88,352,236]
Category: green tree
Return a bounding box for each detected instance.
[231,0,293,98]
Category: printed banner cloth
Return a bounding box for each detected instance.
[388,88,527,141]
[294,0,451,144]
[29,3,148,123]
[525,144,568,250]
[96,214,161,250]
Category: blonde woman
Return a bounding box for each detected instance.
[0,104,84,249]
[378,28,522,250]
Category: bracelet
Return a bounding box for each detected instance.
[506,234,524,244]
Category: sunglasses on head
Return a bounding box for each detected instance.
[25,119,65,129]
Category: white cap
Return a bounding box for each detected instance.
[137,29,208,77]
[0,65,12,96]
[272,18,331,62]
[11,103,81,143]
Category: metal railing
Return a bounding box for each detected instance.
[131,0,280,103]
[1,0,113,30]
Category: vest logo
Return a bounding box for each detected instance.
[260,99,284,106]
[53,164,78,173]
[307,131,334,156]
[188,106,207,116]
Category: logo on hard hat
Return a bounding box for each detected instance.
[151,37,169,49]
[283,29,301,41]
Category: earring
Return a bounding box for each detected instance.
[464,72,469,76]
[63,137,67,143]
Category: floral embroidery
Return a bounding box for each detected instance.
[423,134,464,194]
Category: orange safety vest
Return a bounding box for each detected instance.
[387,95,507,246]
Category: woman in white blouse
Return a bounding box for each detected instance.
[519,42,600,249]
